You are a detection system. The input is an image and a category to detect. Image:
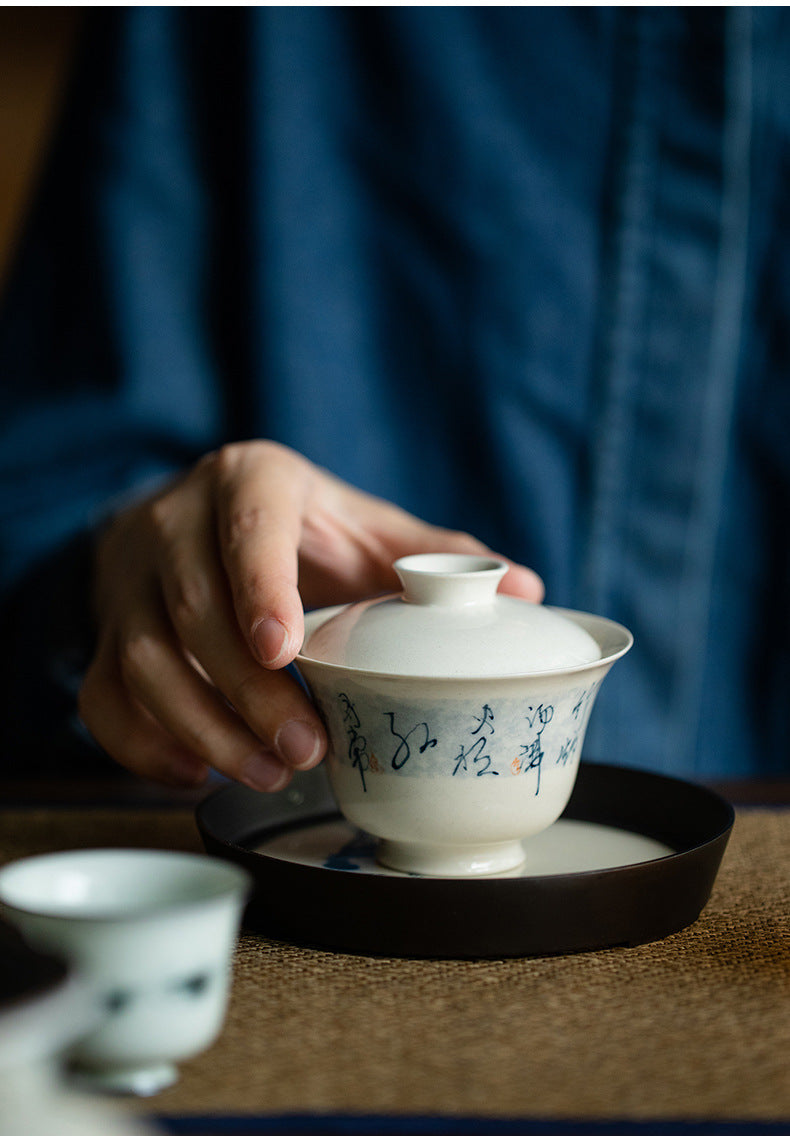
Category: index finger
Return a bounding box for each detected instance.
[212,443,309,669]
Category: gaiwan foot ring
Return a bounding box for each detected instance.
[69,1059,179,1096]
[376,838,526,877]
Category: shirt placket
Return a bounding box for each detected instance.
[582,8,752,774]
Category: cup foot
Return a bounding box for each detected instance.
[376,838,526,877]
[70,1059,179,1097]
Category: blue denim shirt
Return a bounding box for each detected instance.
[0,7,787,778]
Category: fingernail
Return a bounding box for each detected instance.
[276,720,323,770]
[253,617,289,666]
[241,750,291,792]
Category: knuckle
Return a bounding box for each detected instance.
[252,439,298,468]
[118,630,161,689]
[231,670,268,724]
[147,493,179,543]
[225,504,267,547]
[166,570,212,635]
[215,439,302,479]
[212,442,245,478]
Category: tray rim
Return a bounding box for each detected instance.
[195,760,735,958]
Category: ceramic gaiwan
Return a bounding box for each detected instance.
[295,554,632,877]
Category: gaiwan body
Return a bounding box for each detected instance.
[295,554,632,877]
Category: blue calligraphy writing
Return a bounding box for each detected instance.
[454,703,498,776]
[516,703,555,794]
[383,712,438,770]
[338,693,370,793]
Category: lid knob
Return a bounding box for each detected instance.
[394,554,507,607]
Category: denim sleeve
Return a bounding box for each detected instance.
[0,10,227,773]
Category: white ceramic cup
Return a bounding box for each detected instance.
[296,554,632,877]
[0,849,251,1096]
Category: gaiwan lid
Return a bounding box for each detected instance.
[301,553,602,678]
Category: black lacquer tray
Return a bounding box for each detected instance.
[195,761,734,959]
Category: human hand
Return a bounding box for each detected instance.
[79,441,544,791]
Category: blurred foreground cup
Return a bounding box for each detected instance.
[0,849,251,1095]
[0,920,152,1132]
